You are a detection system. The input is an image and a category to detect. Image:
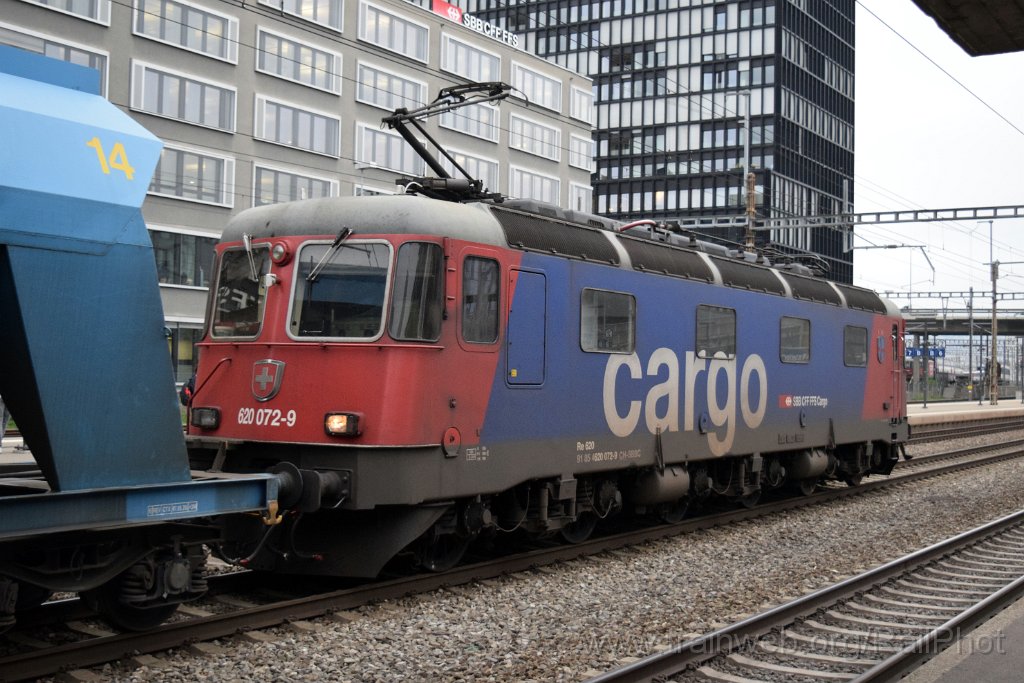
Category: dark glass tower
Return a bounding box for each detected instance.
[467,0,855,283]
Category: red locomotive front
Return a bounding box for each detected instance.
[187,228,507,453]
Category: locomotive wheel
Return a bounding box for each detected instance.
[559,513,598,544]
[657,497,690,524]
[83,583,179,632]
[415,529,470,572]
[795,479,818,497]
[738,491,760,509]
[844,475,863,487]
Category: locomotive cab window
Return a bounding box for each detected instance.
[212,246,270,338]
[780,316,810,364]
[462,256,500,344]
[581,289,635,353]
[696,305,736,359]
[844,325,868,367]
[389,242,444,342]
[290,240,390,340]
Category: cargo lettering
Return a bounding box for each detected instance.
[603,350,767,456]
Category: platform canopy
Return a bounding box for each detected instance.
[911,0,1024,56]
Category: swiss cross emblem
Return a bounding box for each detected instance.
[252,360,285,402]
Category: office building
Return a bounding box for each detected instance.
[3,0,594,381]
[468,0,855,282]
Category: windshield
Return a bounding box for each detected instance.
[211,246,270,338]
[290,241,390,339]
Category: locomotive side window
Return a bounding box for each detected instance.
[581,288,634,352]
[696,305,736,359]
[212,246,270,338]
[389,242,444,342]
[580,288,635,353]
[780,316,810,363]
[844,325,868,367]
[462,256,500,343]
[290,241,390,339]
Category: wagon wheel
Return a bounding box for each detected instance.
[414,528,470,572]
[657,497,690,524]
[83,581,179,632]
[15,583,52,611]
[559,512,598,544]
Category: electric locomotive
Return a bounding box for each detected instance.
[186,192,909,577]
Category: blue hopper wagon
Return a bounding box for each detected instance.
[0,46,291,631]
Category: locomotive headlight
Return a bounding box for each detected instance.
[271,242,291,265]
[325,412,361,436]
[191,407,221,430]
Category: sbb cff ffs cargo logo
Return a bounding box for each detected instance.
[432,0,520,49]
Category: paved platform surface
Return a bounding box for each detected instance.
[908,399,1024,425]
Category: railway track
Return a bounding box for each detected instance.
[909,414,1024,444]
[586,509,1024,683]
[2,435,1023,681]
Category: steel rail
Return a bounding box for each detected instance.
[584,503,1024,683]
[4,443,1024,680]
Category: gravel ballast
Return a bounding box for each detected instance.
[58,433,1024,682]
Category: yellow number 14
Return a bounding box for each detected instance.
[86,137,136,181]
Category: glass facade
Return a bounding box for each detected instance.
[469,0,856,283]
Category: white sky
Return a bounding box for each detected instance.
[852,0,1024,306]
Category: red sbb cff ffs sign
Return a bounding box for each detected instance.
[432,0,520,49]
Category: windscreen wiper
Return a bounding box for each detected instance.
[306,228,353,283]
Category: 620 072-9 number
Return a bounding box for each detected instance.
[238,407,297,427]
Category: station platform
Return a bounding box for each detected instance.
[908,399,1024,426]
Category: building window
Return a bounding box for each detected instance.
[780,316,810,363]
[439,102,500,143]
[356,62,426,111]
[258,0,342,31]
[569,183,592,212]
[512,62,561,112]
[462,256,499,344]
[255,96,340,157]
[696,305,736,359]
[510,167,559,204]
[441,34,500,81]
[358,1,427,62]
[569,134,594,171]
[581,289,634,353]
[0,23,108,94]
[354,185,393,196]
[356,123,425,175]
[844,325,868,367]
[19,0,111,25]
[509,114,561,161]
[570,86,594,125]
[256,28,341,93]
[439,150,499,195]
[151,227,216,287]
[134,0,238,62]
[166,322,203,384]
[254,165,337,206]
[149,145,234,206]
[130,61,235,132]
